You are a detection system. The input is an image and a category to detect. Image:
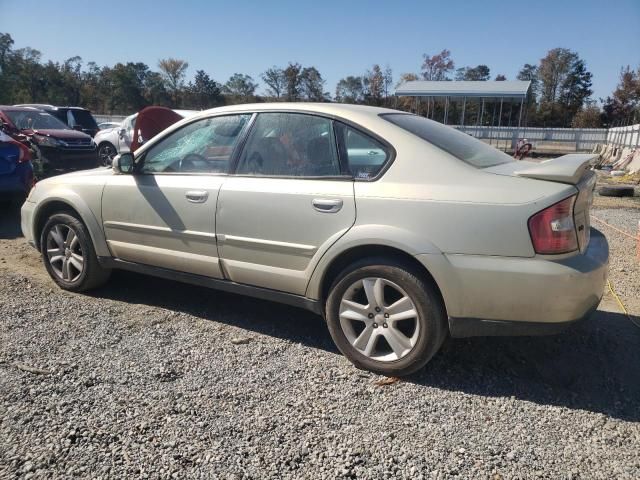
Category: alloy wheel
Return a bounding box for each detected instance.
[338,277,420,362]
[46,224,84,282]
[98,144,116,166]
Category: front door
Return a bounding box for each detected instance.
[102,114,252,277]
[216,112,356,295]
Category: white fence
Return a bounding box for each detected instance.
[94,114,127,125]
[454,125,608,153]
[92,112,639,153]
[606,124,640,148]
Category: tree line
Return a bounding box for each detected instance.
[0,32,638,128]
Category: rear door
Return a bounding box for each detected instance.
[102,114,252,277]
[216,112,356,295]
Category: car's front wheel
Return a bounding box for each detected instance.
[98,142,117,167]
[41,213,111,292]
[325,258,447,376]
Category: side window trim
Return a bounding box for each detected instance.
[332,119,351,177]
[228,112,258,174]
[135,113,253,176]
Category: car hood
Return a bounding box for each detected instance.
[35,166,113,186]
[24,128,92,140]
[59,166,114,178]
[94,128,116,140]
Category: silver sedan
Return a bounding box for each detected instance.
[21,103,608,375]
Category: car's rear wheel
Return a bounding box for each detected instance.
[41,213,111,292]
[325,258,447,376]
[98,142,117,167]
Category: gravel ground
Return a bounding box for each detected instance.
[1,198,639,479]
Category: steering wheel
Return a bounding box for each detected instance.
[178,153,207,172]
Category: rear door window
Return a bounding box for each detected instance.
[334,123,390,180]
[235,113,341,177]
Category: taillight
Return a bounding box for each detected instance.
[17,143,31,163]
[528,195,578,254]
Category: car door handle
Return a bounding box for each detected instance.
[312,198,343,213]
[185,190,209,203]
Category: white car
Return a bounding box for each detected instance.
[97,122,121,130]
[94,109,198,166]
[94,114,136,166]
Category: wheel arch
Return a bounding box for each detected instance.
[97,140,116,150]
[33,197,109,257]
[313,244,447,318]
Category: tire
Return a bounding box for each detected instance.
[325,257,447,376]
[598,185,635,197]
[97,142,117,167]
[40,213,111,292]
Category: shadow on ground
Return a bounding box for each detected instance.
[3,202,638,421]
[0,201,23,239]
[92,270,640,422]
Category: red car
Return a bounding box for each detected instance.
[0,106,98,174]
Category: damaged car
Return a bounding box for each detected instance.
[21,104,609,376]
[0,106,98,175]
[15,104,100,138]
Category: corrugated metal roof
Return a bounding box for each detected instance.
[395,80,530,98]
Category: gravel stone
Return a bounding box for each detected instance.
[0,196,639,479]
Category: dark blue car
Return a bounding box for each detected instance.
[0,130,34,203]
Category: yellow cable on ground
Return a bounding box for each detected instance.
[607,279,640,329]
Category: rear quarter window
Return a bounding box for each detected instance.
[381,113,513,168]
[334,123,390,180]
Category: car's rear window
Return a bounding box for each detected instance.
[381,113,514,168]
[67,109,98,129]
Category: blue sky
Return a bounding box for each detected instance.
[1,0,638,101]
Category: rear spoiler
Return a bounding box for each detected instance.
[514,154,598,185]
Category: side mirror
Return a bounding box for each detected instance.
[112,153,134,174]
[118,128,126,139]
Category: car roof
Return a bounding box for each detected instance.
[13,104,91,112]
[0,105,44,112]
[200,102,398,117]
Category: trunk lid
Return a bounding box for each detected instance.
[486,154,598,253]
[485,153,597,185]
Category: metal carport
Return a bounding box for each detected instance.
[394,80,531,127]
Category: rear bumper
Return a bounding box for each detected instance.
[416,228,609,337]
